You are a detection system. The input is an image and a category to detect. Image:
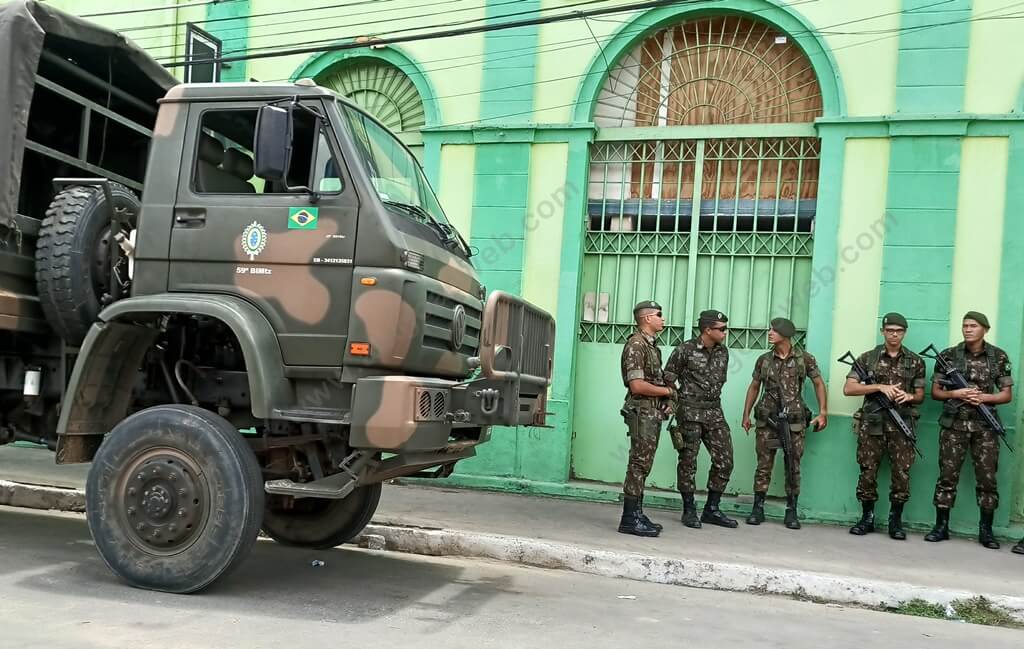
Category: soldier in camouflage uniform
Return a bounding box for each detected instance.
[925,311,1013,550]
[740,317,828,530]
[664,309,736,529]
[842,313,925,541]
[618,300,676,537]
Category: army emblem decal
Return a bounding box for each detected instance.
[241,221,268,260]
[288,207,319,230]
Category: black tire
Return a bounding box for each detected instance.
[35,182,140,345]
[262,482,382,550]
[86,405,264,594]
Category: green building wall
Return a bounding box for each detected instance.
[46,0,1024,537]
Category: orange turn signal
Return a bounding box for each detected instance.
[349,342,370,356]
[360,277,377,286]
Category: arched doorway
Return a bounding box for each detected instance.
[572,14,825,492]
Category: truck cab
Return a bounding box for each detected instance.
[0,1,553,595]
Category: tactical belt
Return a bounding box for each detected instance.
[679,397,721,409]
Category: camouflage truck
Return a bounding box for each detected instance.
[0,1,554,593]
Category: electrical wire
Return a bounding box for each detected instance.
[139,0,518,51]
[82,0,243,19]
[157,0,635,62]
[120,0,471,33]
[160,0,709,67]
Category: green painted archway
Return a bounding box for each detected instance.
[290,46,441,128]
[571,0,846,123]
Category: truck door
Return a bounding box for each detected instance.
[168,101,359,366]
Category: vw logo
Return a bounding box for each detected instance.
[450,304,467,351]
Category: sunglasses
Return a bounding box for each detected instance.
[645,311,663,318]
[883,328,906,335]
[709,326,728,332]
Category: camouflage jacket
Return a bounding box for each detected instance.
[752,345,820,416]
[621,330,665,409]
[846,345,926,396]
[847,345,925,433]
[934,342,1013,430]
[664,336,728,423]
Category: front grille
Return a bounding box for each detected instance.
[482,294,555,384]
[423,290,481,355]
[414,387,449,422]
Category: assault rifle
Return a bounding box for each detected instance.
[837,351,923,458]
[920,344,1014,453]
[765,407,797,494]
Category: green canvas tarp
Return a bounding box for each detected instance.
[0,0,177,228]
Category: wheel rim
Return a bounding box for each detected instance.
[116,448,210,556]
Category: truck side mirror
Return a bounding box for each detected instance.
[254,105,292,181]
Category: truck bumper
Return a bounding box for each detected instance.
[349,291,554,452]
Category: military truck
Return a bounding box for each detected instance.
[0,1,554,593]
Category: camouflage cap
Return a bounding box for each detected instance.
[633,300,662,315]
[881,312,908,329]
[770,317,796,338]
[698,309,728,324]
[963,311,990,328]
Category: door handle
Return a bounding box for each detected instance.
[174,209,206,226]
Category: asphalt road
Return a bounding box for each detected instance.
[0,506,1019,649]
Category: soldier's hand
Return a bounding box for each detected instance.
[893,388,912,405]
[878,384,901,401]
[964,392,986,406]
[953,387,981,401]
[742,417,752,433]
[811,414,827,431]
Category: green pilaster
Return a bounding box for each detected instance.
[895,0,972,114]
[880,137,961,347]
[457,1,543,480]
[206,0,250,82]
[479,0,540,122]
[998,130,1024,520]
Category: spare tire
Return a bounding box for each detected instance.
[35,183,140,346]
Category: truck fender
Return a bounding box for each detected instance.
[57,294,293,442]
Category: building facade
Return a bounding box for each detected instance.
[50,0,1024,536]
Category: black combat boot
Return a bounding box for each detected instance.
[745,492,766,526]
[1013,537,1024,555]
[849,500,875,536]
[680,492,702,529]
[638,493,662,532]
[978,510,1000,550]
[888,501,906,541]
[618,495,660,537]
[701,490,738,528]
[923,507,950,542]
[784,495,801,530]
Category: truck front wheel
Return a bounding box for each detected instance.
[85,405,264,593]
[262,483,381,550]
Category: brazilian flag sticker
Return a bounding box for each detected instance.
[288,207,319,230]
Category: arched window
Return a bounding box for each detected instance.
[581,15,822,349]
[595,15,822,127]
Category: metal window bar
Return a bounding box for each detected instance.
[582,137,818,348]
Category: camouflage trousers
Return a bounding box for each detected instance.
[933,426,1001,511]
[623,416,661,497]
[856,427,916,504]
[675,421,733,493]
[753,427,805,496]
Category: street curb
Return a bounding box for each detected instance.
[357,521,1024,622]
[0,479,85,512]
[3,479,1021,621]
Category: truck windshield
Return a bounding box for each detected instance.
[342,106,450,225]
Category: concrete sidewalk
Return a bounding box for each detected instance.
[3,444,1023,619]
